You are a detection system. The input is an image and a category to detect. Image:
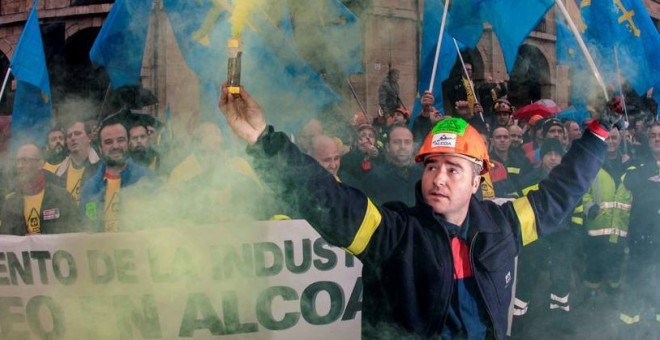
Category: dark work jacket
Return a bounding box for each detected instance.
[247,127,606,339]
[361,160,423,207]
[0,183,84,235]
[624,155,660,258]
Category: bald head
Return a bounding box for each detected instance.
[15,143,44,184]
[310,135,341,176]
[508,125,524,147]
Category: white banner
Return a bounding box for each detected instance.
[0,220,362,339]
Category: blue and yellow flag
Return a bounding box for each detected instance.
[446,0,554,73]
[163,0,339,133]
[10,0,52,150]
[580,0,660,97]
[89,0,151,88]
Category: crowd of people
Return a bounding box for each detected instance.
[0,62,658,338]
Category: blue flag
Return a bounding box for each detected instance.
[89,0,151,88]
[580,0,660,96]
[163,0,339,133]
[10,0,52,150]
[410,0,461,125]
[446,0,553,73]
[555,12,588,110]
[315,0,364,75]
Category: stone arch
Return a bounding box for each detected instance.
[0,38,13,60]
[508,43,553,107]
[65,18,103,40]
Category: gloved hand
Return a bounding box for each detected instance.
[598,96,625,131]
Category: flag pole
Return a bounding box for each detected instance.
[613,47,629,155]
[555,0,609,101]
[346,77,367,114]
[453,38,485,123]
[0,67,11,103]
[428,0,451,92]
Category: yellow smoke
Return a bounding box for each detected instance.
[229,0,263,38]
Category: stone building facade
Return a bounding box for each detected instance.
[0,0,659,133]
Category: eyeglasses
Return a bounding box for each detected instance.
[14,157,41,165]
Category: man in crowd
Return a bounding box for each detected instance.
[447,62,477,116]
[513,138,583,336]
[492,99,514,129]
[129,122,160,171]
[489,127,532,192]
[43,127,67,173]
[54,119,101,205]
[564,119,582,147]
[219,85,614,338]
[80,114,158,232]
[378,68,403,116]
[509,124,525,148]
[309,135,341,178]
[618,122,660,337]
[411,91,442,145]
[363,124,421,206]
[0,143,82,235]
[582,127,630,301]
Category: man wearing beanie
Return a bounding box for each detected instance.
[512,137,582,337]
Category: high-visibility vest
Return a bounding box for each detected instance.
[583,168,632,243]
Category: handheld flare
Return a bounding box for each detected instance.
[227,38,242,95]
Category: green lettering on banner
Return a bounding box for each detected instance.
[301,281,344,325]
[52,250,77,285]
[342,277,363,321]
[114,249,137,284]
[113,295,162,339]
[0,297,28,338]
[256,286,300,330]
[30,251,51,284]
[254,242,283,277]
[8,251,33,285]
[148,247,198,283]
[313,238,337,271]
[210,244,254,281]
[178,293,223,336]
[87,250,115,284]
[284,239,312,274]
[26,295,65,339]
[221,291,258,335]
[0,253,9,285]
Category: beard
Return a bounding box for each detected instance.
[46,147,68,164]
[103,152,128,168]
[130,148,155,165]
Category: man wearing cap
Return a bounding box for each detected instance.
[219,85,615,339]
[522,115,545,165]
[492,99,513,129]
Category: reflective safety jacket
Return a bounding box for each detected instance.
[247,127,606,339]
[583,165,632,242]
